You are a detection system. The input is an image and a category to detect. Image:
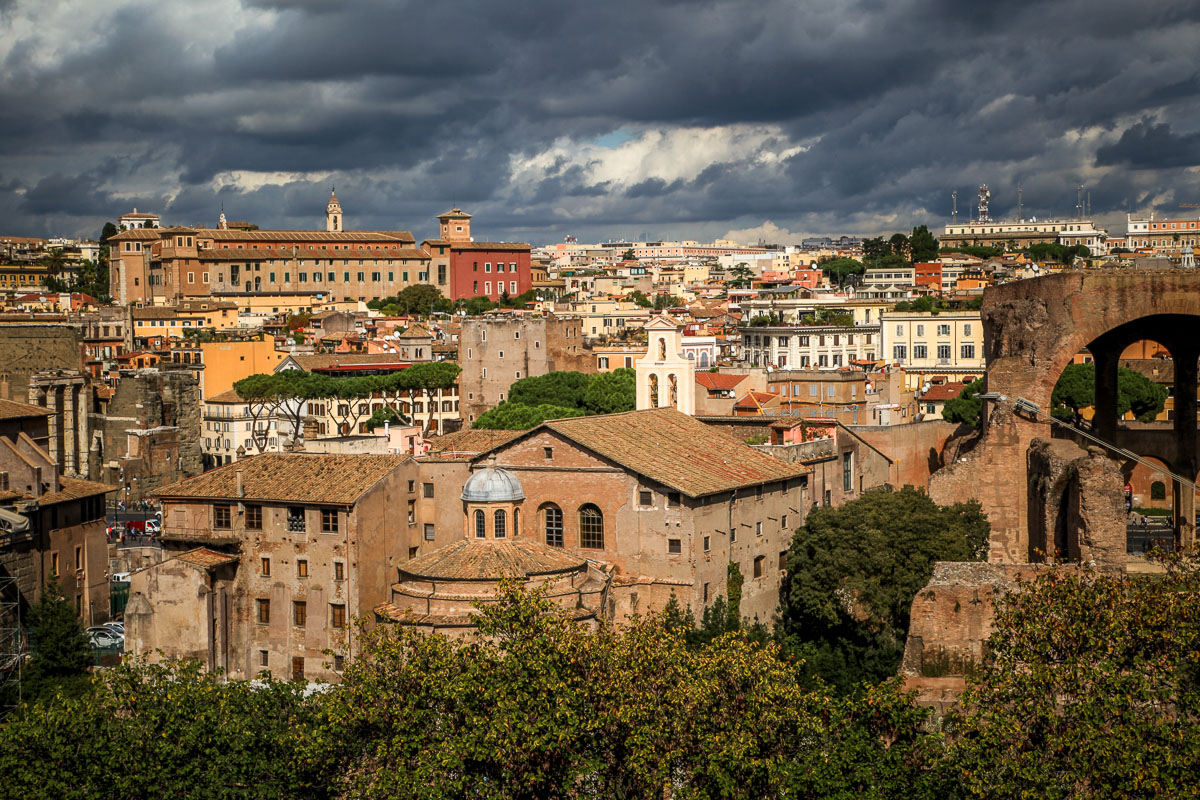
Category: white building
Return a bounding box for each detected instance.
[740,324,880,370]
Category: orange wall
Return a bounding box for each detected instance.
[200,339,288,399]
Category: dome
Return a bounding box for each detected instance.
[461,464,524,502]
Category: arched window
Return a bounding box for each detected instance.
[1151,481,1167,500]
[668,373,678,407]
[542,503,563,547]
[494,509,507,538]
[699,352,710,367]
[579,504,604,549]
[474,509,486,538]
[513,507,520,536]
[649,374,659,407]
[658,337,667,360]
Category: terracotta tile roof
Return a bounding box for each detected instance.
[152,453,409,504]
[733,391,779,410]
[436,208,472,218]
[199,230,416,244]
[425,429,524,459]
[513,408,809,498]
[288,353,413,371]
[399,538,586,581]
[199,246,429,261]
[0,398,50,420]
[449,242,530,252]
[695,373,747,391]
[175,548,237,570]
[38,476,117,506]
[397,324,431,339]
[920,383,969,402]
[204,388,244,403]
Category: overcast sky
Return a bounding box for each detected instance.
[3,0,1200,245]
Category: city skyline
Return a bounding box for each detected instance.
[2,0,1199,242]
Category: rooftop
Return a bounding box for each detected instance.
[153,453,409,505]
[0,398,51,421]
[400,538,586,581]
[695,372,748,391]
[488,407,809,498]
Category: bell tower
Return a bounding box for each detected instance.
[326,189,342,232]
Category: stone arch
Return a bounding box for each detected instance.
[699,352,710,368]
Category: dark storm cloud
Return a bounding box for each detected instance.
[1095,121,1200,170]
[3,0,1200,242]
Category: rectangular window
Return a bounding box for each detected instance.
[287,507,306,533]
[639,489,653,506]
[754,555,765,579]
[51,552,59,577]
[422,482,434,498]
[913,344,927,359]
[843,451,853,493]
[246,505,262,530]
[257,599,270,624]
[937,344,952,360]
[755,521,763,536]
[330,604,346,629]
[938,324,951,336]
[893,345,907,360]
[408,500,415,524]
[292,657,304,681]
[214,504,231,529]
[962,344,976,359]
[260,557,270,576]
[294,601,307,627]
[424,523,435,541]
[668,538,682,554]
[334,562,345,581]
[259,650,269,667]
[321,509,339,533]
[667,492,680,507]
[297,559,308,578]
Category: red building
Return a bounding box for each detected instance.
[914,262,942,294]
[448,242,532,301]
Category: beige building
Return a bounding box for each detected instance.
[132,454,411,682]
[878,311,985,388]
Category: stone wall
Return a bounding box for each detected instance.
[0,325,83,402]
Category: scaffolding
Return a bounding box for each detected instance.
[0,573,22,713]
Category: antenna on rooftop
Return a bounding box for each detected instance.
[951,190,958,223]
[1017,183,1022,222]
[1087,191,1091,217]
[1076,184,1084,219]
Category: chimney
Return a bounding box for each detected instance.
[303,416,319,441]
[235,469,244,499]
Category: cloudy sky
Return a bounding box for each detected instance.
[3,0,1200,245]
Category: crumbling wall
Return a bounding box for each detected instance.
[1027,439,1126,568]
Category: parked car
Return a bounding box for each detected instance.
[87,626,122,648]
[103,621,125,635]
[145,520,161,534]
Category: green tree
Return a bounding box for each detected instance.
[391,284,446,316]
[942,378,985,427]
[0,660,324,799]
[508,370,592,408]
[653,294,684,310]
[889,232,911,261]
[462,295,497,315]
[820,257,866,287]
[21,580,93,702]
[861,236,891,264]
[98,222,119,247]
[315,583,945,800]
[778,487,989,691]
[909,225,940,262]
[472,402,586,429]
[580,368,636,414]
[627,290,654,308]
[364,405,404,431]
[949,560,1200,798]
[726,262,754,289]
[621,248,636,260]
[1051,363,1169,425]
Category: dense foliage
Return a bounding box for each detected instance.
[1050,362,1169,425]
[233,361,461,437]
[942,378,985,427]
[366,284,453,316]
[820,257,865,287]
[474,369,636,429]
[950,559,1200,798]
[5,565,1200,798]
[6,582,94,705]
[778,488,989,691]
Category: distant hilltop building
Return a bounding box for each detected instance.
[107,194,531,306]
[941,218,1106,253]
